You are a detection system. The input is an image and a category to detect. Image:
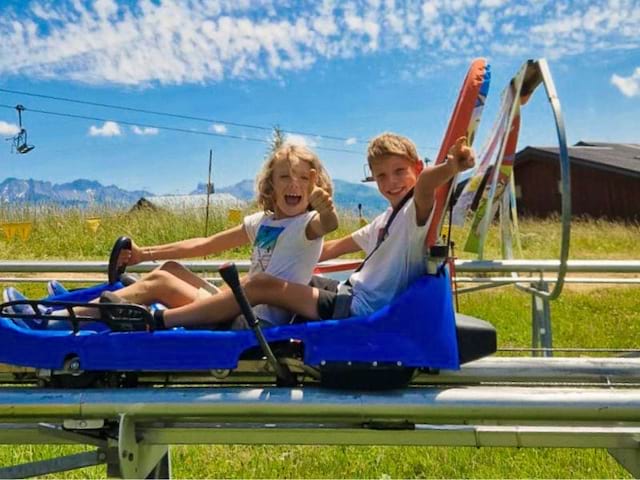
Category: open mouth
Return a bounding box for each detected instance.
[284,194,302,206]
[387,187,405,197]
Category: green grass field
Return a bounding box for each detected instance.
[0,206,638,478]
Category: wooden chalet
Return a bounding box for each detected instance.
[514,141,640,221]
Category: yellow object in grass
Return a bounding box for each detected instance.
[227,208,242,224]
[86,217,101,233]
[1,222,33,241]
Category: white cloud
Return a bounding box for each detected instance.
[211,123,227,134]
[421,1,439,22]
[89,121,121,137]
[611,67,640,97]
[131,125,159,135]
[285,134,316,147]
[480,0,508,6]
[0,1,638,86]
[501,22,515,35]
[93,0,118,19]
[0,121,20,136]
[345,137,357,145]
[477,11,493,33]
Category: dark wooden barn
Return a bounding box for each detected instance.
[513,141,640,221]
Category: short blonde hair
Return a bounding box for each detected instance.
[367,132,420,166]
[255,143,333,213]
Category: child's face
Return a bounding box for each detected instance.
[270,157,313,218]
[370,155,419,208]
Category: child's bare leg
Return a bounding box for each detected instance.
[162,273,320,328]
[59,269,207,318]
[109,269,202,308]
[158,261,220,294]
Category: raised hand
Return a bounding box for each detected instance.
[120,240,143,267]
[308,169,335,217]
[448,136,475,173]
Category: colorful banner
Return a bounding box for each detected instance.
[452,82,516,226]
[463,61,533,256]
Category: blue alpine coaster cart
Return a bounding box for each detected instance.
[0,237,496,389]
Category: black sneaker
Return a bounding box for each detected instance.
[99,291,150,331]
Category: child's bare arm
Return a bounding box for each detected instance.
[319,235,362,261]
[127,224,250,265]
[414,136,475,225]
[306,169,339,240]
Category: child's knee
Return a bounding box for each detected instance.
[246,272,272,288]
[159,260,183,274]
[146,269,173,286]
[244,273,278,302]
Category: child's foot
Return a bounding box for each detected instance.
[99,291,125,304]
[47,280,69,297]
[98,291,159,331]
[2,287,48,329]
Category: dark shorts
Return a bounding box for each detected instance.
[309,275,353,320]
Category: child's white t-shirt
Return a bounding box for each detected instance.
[348,198,432,317]
[244,210,321,326]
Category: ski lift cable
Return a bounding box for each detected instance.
[0,87,365,145]
[0,103,362,156]
[0,88,440,152]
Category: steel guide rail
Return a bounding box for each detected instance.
[2,357,640,386]
[1,415,639,477]
[0,385,639,423]
[2,259,640,273]
[1,422,639,448]
[3,275,640,287]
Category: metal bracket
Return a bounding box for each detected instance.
[531,280,553,357]
[608,447,640,478]
[115,413,171,479]
[63,419,105,430]
[37,422,107,448]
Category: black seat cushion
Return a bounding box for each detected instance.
[455,313,497,364]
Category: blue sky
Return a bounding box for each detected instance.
[0,0,638,195]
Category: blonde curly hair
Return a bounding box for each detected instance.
[255,143,333,213]
[367,132,421,166]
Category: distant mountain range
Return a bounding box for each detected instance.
[193,178,388,216]
[1,177,388,216]
[0,178,151,206]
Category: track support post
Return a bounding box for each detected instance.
[531,280,553,357]
[112,414,171,479]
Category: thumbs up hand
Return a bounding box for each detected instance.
[447,136,475,173]
[308,169,335,217]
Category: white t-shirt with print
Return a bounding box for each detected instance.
[348,198,432,317]
[244,210,321,326]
